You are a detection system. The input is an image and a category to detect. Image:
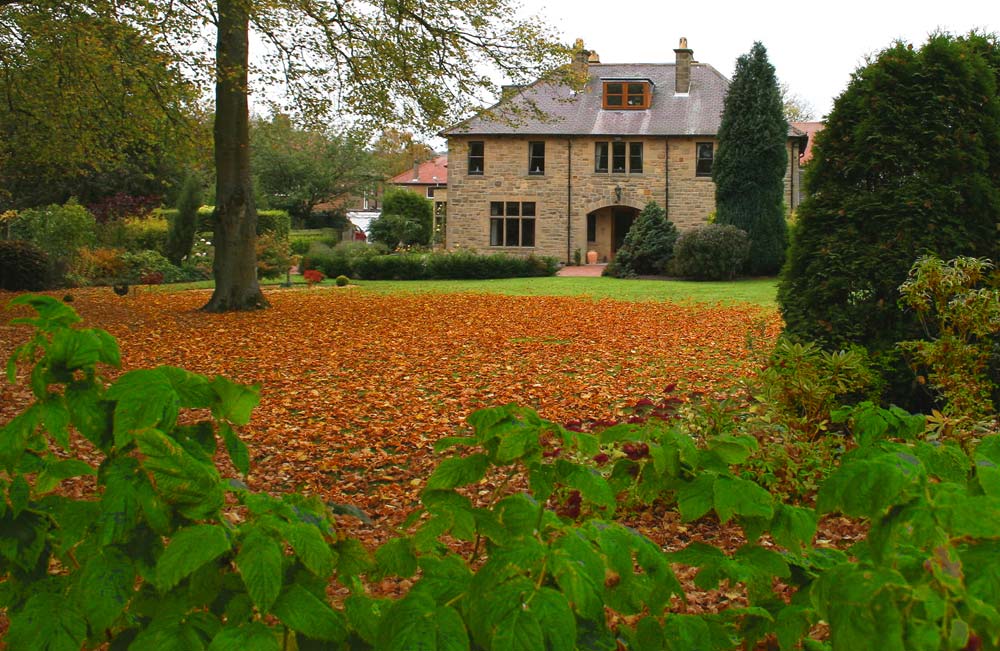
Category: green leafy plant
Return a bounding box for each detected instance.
[754,339,876,439]
[899,255,1000,430]
[335,274,350,287]
[0,295,348,650]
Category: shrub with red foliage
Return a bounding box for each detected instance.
[87,193,161,223]
[303,269,325,286]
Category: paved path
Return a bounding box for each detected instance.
[557,264,606,277]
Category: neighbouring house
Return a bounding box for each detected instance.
[790,121,824,204]
[442,39,808,264]
[387,155,449,245]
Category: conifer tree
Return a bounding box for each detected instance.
[713,42,788,276]
[778,33,1000,402]
[166,174,202,265]
[605,201,678,277]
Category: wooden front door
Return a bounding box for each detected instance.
[612,210,635,253]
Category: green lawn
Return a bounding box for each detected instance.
[156,275,778,306]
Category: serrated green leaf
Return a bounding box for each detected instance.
[561,462,616,511]
[662,614,711,651]
[210,376,260,425]
[415,554,474,604]
[714,476,773,523]
[281,521,334,578]
[708,435,758,464]
[237,530,284,612]
[219,423,250,476]
[345,594,387,645]
[0,405,37,471]
[7,294,80,329]
[817,455,916,519]
[334,537,373,578]
[9,474,29,517]
[771,503,818,555]
[776,605,814,651]
[76,547,134,632]
[375,537,418,578]
[156,524,231,590]
[677,473,715,522]
[107,369,179,447]
[425,453,489,490]
[6,593,87,651]
[433,435,477,453]
[65,383,113,451]
[531,587,576,651]
[493,607,544,651]
[272,584,346,642]
[207,622,280,651]
[497,493,541,537]
[36,458,95,495]
[135,428,224,520]
[159,366,214,408]
[496,426,536,462]
[40,398,71,449]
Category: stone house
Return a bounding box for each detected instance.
[442,40,808,264]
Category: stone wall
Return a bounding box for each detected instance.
[446,134,802,263]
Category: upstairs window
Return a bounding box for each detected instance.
[468,141,484,175]
[696,142,714,177]
[489,201,536,247]
[603,81,650,110]
[596,141,643,174]
[528,141,545,175]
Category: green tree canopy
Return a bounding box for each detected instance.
[713,42,789,276]
[369,188,433,249]
[778,33,1000,400]
[0,2,207,210]
[252,115,380,226]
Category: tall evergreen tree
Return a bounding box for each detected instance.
[166,173,203,265]
[778,33,1000,401]
[713,42,788,276]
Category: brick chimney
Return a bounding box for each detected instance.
[674,37,693,94]
[572,38,590,75]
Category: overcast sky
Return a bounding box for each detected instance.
[526,0,997,120]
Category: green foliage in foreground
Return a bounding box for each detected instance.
[3,296,1000,650]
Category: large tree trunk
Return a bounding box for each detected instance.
[203,0,268,312]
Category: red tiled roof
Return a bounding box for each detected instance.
[791,121,824,164]
[389,155,448,186]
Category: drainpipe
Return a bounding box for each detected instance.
[566,138,573,264]
[664,136,670,220]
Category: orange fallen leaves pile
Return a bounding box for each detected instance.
[0,287,781,537]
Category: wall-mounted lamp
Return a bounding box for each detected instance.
[614,184,623,203]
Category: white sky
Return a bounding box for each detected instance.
[526,0,998,119]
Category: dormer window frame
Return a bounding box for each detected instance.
[602,79,652,110]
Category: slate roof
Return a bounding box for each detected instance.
[444,62,806,140]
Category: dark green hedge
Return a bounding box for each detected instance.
[303,247,558,280]
[156,207,291,240]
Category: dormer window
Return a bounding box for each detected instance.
[603,81,650,110]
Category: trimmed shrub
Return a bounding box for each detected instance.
[303,245,558,281]
[335,274,350,286]
[353,253,427,280]
[120,218,169,253]
[9,200,96,280]
[189,207,290,239]
[302,241,385,278]
[118,250,184,284]
[671,224,750,280]
[0,240,49,290]
[605,201,678,277]
[290,238,311,255]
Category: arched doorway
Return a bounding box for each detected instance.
[585,205,640,262]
